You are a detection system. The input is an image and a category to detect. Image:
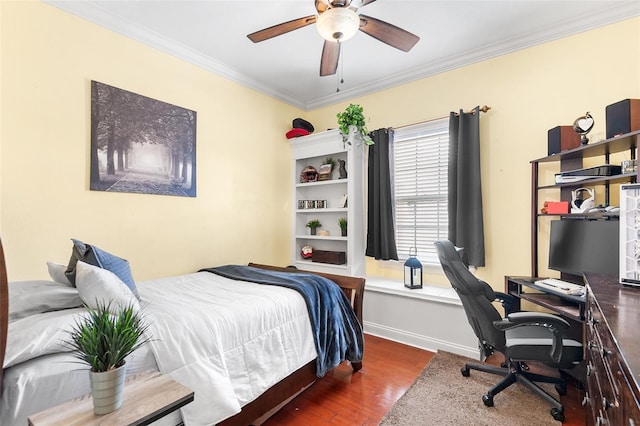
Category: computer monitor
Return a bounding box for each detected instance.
[548,219,619,278]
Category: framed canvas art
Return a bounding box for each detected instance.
[90,80,197,197]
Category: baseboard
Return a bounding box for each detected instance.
[364,321,480,360]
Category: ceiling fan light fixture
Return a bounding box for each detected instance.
[316,7,360,42]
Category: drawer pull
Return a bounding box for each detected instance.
[582,393,590,406]
[597,413,610,426]
[588,341,598,351]
[602,396,614,410]
[601,348,612,358]
[586,363,594,376]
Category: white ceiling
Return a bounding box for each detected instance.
[45,0,640,110]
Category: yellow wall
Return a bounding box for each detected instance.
[1,2,639,293]
[0,1,304,280]
[309,17,640,288]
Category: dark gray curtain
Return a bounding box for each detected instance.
[366,128,398,260]
[448,107,485,267]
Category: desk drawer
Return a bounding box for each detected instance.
[586,297,624,424]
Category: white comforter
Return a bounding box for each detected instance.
[135,272,317,425]
[2,272,316,426]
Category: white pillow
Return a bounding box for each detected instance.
[9,280,82,322]
[75,261,140,314]
[47,261,72,286]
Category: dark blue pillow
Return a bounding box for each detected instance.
[65,239,139,300]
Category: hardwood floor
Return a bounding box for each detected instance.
[263,334,586,425]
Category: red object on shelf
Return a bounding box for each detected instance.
[542,201,569,214]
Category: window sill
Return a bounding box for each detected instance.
[364,277,461,306]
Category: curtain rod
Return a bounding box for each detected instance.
[393,105,491,130]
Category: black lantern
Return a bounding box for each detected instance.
[404,247,423,289]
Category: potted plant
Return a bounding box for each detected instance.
[336,103,374,146]
[322,157,336,170]
[338,217,347,237]
[306,219,322,235]
[66,302,150,415]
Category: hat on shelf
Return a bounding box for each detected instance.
[286,118,315,139]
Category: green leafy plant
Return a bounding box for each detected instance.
[66,303,150,372]
[306,219,322,229]
[322,157,336,169]
[336,103,373,145]
[338,217,347,230]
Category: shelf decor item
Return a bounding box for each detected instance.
[318,164,333,181]
[65,302,150,415]
[312,250,346,265]
[336,104,373,146]
[306,219,322,235]
[318,157,335,181]
[301,245,313,259]
[338,217,347,236]
[337,159,347,179]
[572,112,594,145]
[300,165,318,183]
[404,247,423,289]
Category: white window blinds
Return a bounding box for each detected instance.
[393,118,449,265]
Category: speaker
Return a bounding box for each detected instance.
[606,99,640,139]
[548,126,580,156]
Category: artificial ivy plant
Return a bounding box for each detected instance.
[336,104,374,145]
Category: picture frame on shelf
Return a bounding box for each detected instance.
[318,164,332,181]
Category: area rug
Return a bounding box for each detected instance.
[379,350,561,426]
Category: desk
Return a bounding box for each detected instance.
[28,371,193,426]
[584,273,640,425]
[505,276,585,321]
[505,276,585,351]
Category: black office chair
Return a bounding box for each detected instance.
[434,240,583,422]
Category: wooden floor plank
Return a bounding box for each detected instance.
[262,334,586,425]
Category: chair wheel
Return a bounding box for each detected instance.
[461,366,470,377]
[555,382,567,395]
[550,407,564,422]
[482,394,494,407]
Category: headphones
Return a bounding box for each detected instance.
[571,187,595,213]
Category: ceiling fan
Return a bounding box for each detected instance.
[247,0,420,77]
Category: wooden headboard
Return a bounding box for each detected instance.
[247,263,365,325]
[0,239,8,392]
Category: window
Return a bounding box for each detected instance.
[393,118,449,265]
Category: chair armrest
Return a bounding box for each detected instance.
[494,292,519,315]
[493,312,570,363]
[503,312,570,329]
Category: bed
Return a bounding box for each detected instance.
[0,239,365,426]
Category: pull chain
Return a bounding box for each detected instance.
[336,42,344,93]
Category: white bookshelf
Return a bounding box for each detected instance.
[289,129,365,276]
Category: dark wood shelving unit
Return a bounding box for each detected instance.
[530,130,640,278]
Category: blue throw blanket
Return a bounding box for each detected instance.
[200,265,364,377]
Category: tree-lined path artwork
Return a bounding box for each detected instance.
[90,80,197,197]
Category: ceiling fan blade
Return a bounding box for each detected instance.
[320,40,341,76]
[358,14,419,52]
[247,15,317,43]
[358,0,377,7]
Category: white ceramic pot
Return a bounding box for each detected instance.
[89,363,127,415]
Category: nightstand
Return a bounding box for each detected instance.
[28,371,193,426]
